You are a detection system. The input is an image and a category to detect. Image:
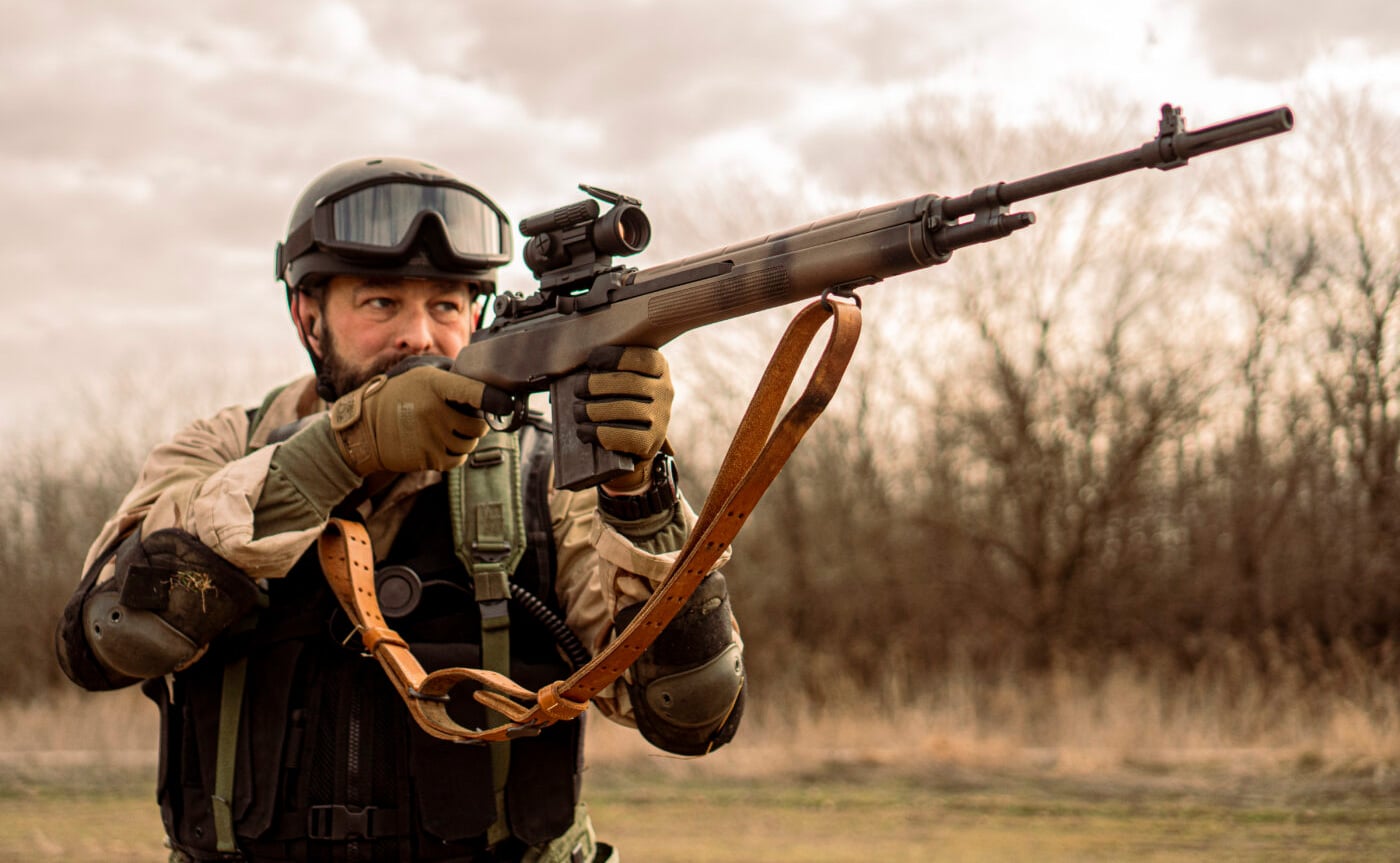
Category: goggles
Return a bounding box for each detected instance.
[276,177,513,280]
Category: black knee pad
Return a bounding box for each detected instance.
[613,571,745,755]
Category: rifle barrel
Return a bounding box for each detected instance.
[942,106,1294,220]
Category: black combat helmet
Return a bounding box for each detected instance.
[276,157,513,401]
[276,156,513,294]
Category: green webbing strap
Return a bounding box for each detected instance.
[245,383,290,449]
[212,654,249,853]
[452,429,527,579]
[208,384,284,852]
[449,429,527,846]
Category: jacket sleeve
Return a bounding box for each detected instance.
[81,395,360,590]
[61,385,363,689]
[550,483,737,725]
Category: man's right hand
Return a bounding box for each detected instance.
[329,365,490,476]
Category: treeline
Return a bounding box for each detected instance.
[1,439,140,699]
[696,92,1400,699]
[6,92,1398,708]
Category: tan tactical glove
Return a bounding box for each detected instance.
[329,365,490,476]
[576,346,673,491]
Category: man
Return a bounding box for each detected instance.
[55,157,745,862]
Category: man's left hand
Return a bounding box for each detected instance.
[575,346,672,492]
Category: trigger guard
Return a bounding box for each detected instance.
[485,396,529,432]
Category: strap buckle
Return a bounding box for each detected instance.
[307,804,393,841]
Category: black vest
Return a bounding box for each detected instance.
[143,422,581,862]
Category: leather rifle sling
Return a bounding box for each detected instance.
[318,298,863,742]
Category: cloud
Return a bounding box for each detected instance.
[3,0,1397,432]
[0,1,981,310]
[1189,0,1400,78]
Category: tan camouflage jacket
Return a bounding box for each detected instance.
[80,374,708,722]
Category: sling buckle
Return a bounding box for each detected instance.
[308,804,393,841]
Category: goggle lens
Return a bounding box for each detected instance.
[330,183,507,257]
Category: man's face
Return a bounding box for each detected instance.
[304,275,479,399]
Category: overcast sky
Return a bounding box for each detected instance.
[4,0,1398,436]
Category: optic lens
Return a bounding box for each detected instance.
[615,206,651,252]
[592,204,651,256]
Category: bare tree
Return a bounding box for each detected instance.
[877,97,1219,668]
[1235,92,1400,643]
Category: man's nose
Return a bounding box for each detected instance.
[394,306,434,353]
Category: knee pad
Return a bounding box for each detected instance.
[613,571,745,755]
[82,529,260,680]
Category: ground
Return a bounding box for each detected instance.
[5,754,1399,861]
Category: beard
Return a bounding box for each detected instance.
[316,326,420,402]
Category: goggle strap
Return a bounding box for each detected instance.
[282,219,317,268]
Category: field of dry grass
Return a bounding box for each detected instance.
[9,652,1399,781]
[5,660,1400,860]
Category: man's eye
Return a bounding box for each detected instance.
[365,296,395,310]
[435,301,464,315]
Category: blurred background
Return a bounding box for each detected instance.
[5,3,1400,852]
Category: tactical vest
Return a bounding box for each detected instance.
[141,416,583,862]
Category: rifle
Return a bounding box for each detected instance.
[453,103,1294,491]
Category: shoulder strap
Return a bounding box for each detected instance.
[245,383,291,449]
[518,417,559,598]
[449,428,527,586]
[209,382,288,848]
[447,428,526,688]
[447,428,526,844]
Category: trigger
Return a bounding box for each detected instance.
[483,392,528,432]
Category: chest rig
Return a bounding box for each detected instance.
[145,416,584,863]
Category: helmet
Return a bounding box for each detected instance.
[276,157,513,294]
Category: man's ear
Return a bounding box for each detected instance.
[290,291,323,359]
